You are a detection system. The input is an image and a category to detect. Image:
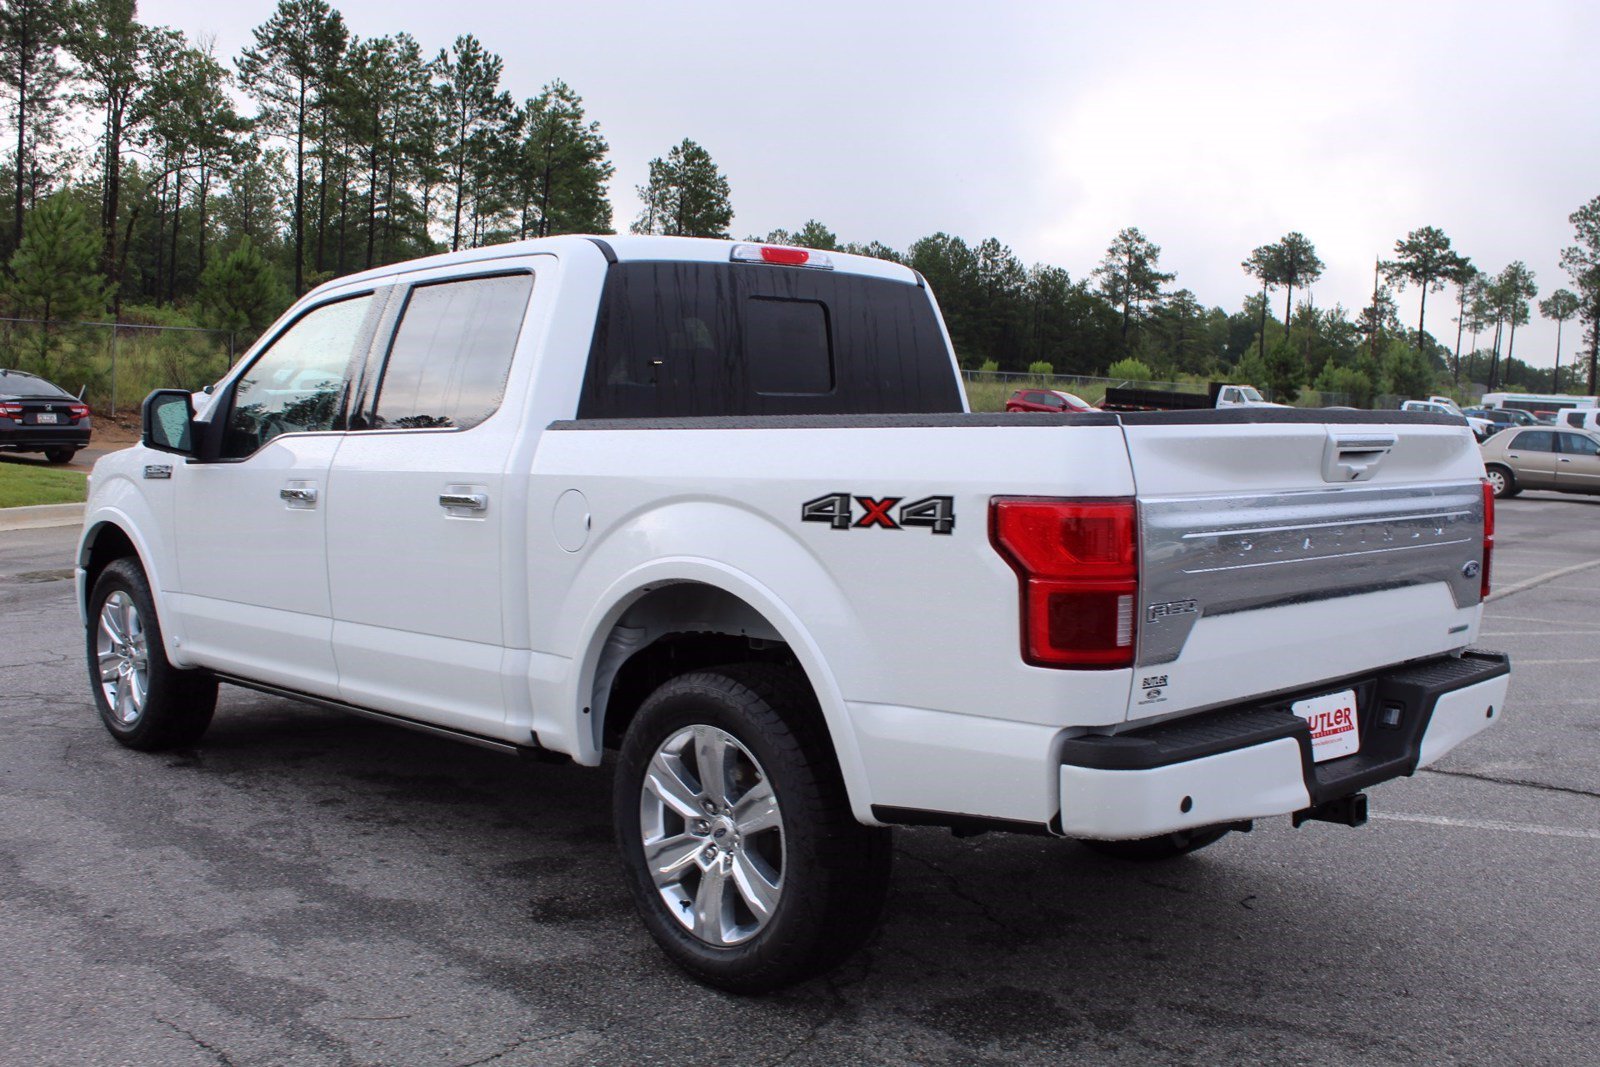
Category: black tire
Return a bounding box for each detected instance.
[44,447,77,464]
[86,558,217,751]
[1484,465,1519,498]
[1078,824,1233,861]
[613,663,892,993]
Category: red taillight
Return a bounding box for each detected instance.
[1481,479,1494,600]
[761,246,809,266]
[0,401,21,418]
[70,403,90,420]
[991,498,1139,668]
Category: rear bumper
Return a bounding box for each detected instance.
[1058,650,1510,840]
[0,426,91,451]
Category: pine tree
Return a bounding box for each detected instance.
[1094,227,1173,351]
[1380,226,1471,359]
[64,0,160,300]
[433,34,512,252]
[236,0,349,295]
[631,139,732,238]
[0,0,69,254]
[513,79,612,239]
[5,193,108,374]
[196,236,289,342]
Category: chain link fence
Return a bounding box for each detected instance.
[0,317,237,417]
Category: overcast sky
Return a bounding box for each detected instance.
[142,0,1599,377]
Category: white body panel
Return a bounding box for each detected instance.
[78,234,1507,836]
[172,434,343,696]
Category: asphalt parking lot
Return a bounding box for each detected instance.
[1,492,1597,1066]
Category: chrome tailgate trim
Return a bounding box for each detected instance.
[1138,482,1484,666]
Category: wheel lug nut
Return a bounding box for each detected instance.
[694,820,709,834]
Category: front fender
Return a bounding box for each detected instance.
[78,477,187,666]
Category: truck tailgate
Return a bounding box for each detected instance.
[1118,411,1488,723]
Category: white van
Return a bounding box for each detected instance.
[1556,409,1600,432]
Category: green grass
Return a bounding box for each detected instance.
[0,461,88,508]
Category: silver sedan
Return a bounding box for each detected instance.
[1480,425,1600,498]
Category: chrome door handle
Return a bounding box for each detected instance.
[1559,458,1572,463]
[280,486,318,504]
[439,492,487,511]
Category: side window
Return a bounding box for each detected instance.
[370,273,533,431]
[1559,433,1600,456]
[1512,430,1554,452]
[224,293,375,458]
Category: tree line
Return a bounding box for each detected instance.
[0,0,1596,405]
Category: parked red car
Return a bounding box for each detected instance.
[1005,388,1093,413]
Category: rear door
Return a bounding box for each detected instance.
[1555,431,1600,492]
[325,262,541,736]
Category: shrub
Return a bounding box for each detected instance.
[1106,357,1152,382]
[1027,360,1053,377]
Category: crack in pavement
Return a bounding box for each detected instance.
[1423,767,1600,801]
[157,1017,238,1067]
[893,847,1009,932]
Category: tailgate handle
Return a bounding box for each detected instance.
[1323,433,1396,482]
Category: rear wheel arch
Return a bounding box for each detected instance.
[580,578,875,823]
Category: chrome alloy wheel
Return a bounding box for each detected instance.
[97,591,150,725]
[639,724,785,946]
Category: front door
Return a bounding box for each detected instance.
[172,290,383,696]
[326,267,539,736]
[1504,430,1560,489]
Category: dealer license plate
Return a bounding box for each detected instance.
[1292,689,1360,762]
[34,412,56,424]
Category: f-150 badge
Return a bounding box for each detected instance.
[802,493,955,534]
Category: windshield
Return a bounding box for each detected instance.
[1237,386,1264,402]
[0,372,72,398]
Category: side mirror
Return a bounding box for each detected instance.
[143,389,196,456]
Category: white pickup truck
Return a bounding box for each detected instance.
[79,236,1510,992]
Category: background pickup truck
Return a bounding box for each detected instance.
[79,235,1509,992]
[1099,380,1281,411]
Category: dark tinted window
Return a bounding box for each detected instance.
[1558,432,1600,456]
[747,298,832,395]
[577,262,961,418]
[0,372,71,398]
[372,273,533,430]
[1512,430,1555,452]
[224,293,375,458]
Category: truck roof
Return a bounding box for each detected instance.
[311,234,922,299]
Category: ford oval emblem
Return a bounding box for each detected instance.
[1462,561,1481,579]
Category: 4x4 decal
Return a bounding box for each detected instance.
[801,493,955,534]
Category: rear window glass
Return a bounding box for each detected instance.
[577,262,961,418]
[0,373,71,398]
